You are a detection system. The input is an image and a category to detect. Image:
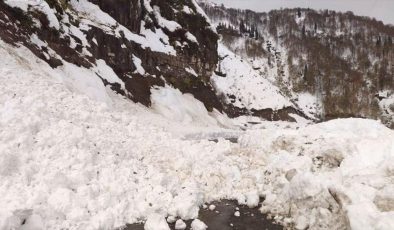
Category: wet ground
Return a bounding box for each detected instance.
[122,200,283,230]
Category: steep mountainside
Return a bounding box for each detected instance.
[0,0,307,122]
[0,0,222,109]
[200,1,394,127]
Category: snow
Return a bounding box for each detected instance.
[150,85,223,127]
[132,55,146,75]
[166,216,176,224]
[5,0,60,29]
[183,6,194,14]
[295,92,322,118]
[190,219,207,230]
[145,214,170,230]
[56,61,112,105]
[185,67,198,77]
[70,0,177,56]
[152,6,182,32]
[29,34,47,48]
[140,23,177,56]
[2,25,394,230]
[212,43,293,110]
[93,59,125,90]
[186,32,199,44]
[175,219,187,230]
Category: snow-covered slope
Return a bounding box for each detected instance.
[212,44,292,111]
[2,38,394,230]
[0,0,223,116]
[200,1,394,126]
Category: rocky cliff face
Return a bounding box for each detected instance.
[0,0,224,111]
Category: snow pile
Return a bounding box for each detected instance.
[212,44,293,110]
[0,40,241,230]
[239,118,394,229]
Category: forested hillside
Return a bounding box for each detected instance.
[201,2,394,127]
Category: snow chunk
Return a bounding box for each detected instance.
[245,191,259,208]
[289,172,323,200]
[175,219,187,230]
[191,219,207,230]
[145,214,170,230]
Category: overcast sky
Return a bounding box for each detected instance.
[208,0,394,25]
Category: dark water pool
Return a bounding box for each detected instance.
[121,200,283,230]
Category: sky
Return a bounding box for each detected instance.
[208,0,394,25]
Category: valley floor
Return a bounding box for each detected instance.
[1,41,394,230]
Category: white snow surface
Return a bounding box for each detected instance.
[212,43,293,110]
[1,39,394,230]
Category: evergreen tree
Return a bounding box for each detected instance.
[297,8,302,18]
[239,20,246,34]
[376,36,382,46]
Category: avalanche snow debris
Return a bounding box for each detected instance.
[1,24,394,230]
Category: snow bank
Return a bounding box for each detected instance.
[239,118,394,229]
